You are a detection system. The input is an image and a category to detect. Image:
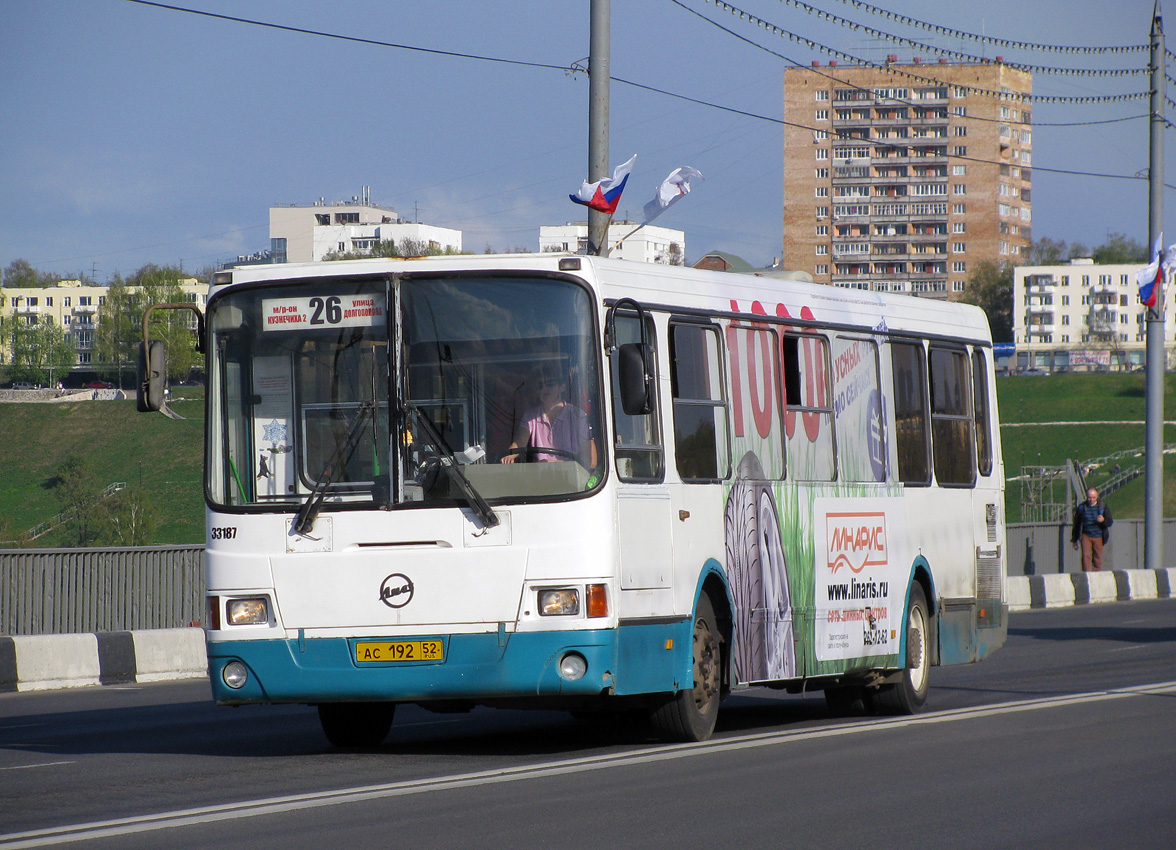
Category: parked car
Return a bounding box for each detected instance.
[11,382,36,390]
[85,381,115,389]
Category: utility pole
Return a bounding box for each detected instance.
[588,0,610,256]
[1145,3,1166,571]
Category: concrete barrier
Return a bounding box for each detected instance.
[0,628,206,692]
[1007,568,1176,612]
[2,571,1174,691]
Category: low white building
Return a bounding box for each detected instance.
[1012,259,1176,371]
[539,222,686,265]
[269,189,462,263]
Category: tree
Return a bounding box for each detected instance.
[49,456,157,546]
[959,260,1013,342]
[97,265,200,385]
[2,259,60,288]
[52,456,107,547]
[0,313,76,385]
[1091,232,1147,264]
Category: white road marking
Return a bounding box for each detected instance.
[0,762,74,772]
[2,680,1174,849]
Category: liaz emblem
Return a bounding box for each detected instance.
[379,573,415,609]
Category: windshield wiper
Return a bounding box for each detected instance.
[408,405,499,529]
[292,400,376,536]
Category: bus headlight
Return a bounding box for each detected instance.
[226,597,269,626]
[559,652,587,681]
[538,589,580,616]
[222,661,249,689]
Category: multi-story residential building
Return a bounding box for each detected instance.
[269,188,462,264]
[0,278,207,373]
[539,222,686,265]
[784,59,1033,299]
[1013,260,1176,371]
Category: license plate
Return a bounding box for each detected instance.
[355,639,444,663]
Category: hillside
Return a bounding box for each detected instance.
[0,393,205,546]
[2,373,1175,547]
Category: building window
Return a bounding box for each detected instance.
[952,222,966,234]
[952,242,966,253]
[815,168,829,179]
[953,126,967,137]
[952,203,966,215]
[816,264,829,275]
[952,165,967,176]
[816,245,829,256]
[816,187,829,198]
[814,130,828,140]
[953,184,967,195]
[816,109,829,121]
[952,146,967,157]
[952,261,966,273]
[816,206,828,218]
[816,225,828,236]
[816,148,829,160]
[953,280,966,292]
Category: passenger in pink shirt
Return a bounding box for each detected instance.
[501,371,598,469]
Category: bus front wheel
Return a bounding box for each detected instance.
[649,594,722,742]
[873,583,930,715]
[317,702,396,748]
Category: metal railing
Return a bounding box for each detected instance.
[0,545,204,636]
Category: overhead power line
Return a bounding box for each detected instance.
[821,0,1148,54]
[761,0,1148,76]
[121,0,1173,190]
[122,0,570,72]
[700,0,1151,104]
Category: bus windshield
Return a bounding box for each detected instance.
[206,273,605,512]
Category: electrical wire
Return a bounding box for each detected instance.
[700,0,1151,104]
[762,0,1148,76]
[821,0,1148,54]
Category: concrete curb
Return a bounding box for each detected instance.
[2,573,1174,691]
[0,628,206,693]
[1008,568,1176,612]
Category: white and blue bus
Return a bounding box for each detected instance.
[141,253,1006,746]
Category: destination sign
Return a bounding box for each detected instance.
[261,293,386,331]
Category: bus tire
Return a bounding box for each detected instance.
[649,594,722,742]
[317,702,396,748]
[874,582,930,715]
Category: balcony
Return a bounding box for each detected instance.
[73,304,98,314]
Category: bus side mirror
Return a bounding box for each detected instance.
[137,340,166,412]
[617,342,652,415]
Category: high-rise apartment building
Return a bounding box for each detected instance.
[783,60,1032,299]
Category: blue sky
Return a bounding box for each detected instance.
[0,0,1169,279]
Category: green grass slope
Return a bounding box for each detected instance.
[0,394,204,546]
[1,374,1174,546]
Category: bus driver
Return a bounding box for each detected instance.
[501,368,598,469]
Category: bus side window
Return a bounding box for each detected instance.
[610,314,664,482]
[890,340,931,486]
[972,349,994,477]
[670,322,730,482]
[782,333,836,481]
[928,346,976,487]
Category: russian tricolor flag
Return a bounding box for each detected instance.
[570,155,636,214]
[1137,233,1164,308]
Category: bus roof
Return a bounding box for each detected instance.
[212,253,992,346]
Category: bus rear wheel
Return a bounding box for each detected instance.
[873,583,930,715]
[649,594,722,742]
[317,702,396,748]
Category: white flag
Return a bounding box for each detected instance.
[641,167,703,225]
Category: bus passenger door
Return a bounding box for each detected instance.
[610,314,674,608]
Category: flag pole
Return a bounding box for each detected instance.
[587,0,610,257]
[606,220,648,257]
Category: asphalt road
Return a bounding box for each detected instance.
[2,599,1174,849]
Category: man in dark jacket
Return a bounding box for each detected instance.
[1071,487,1113,572]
